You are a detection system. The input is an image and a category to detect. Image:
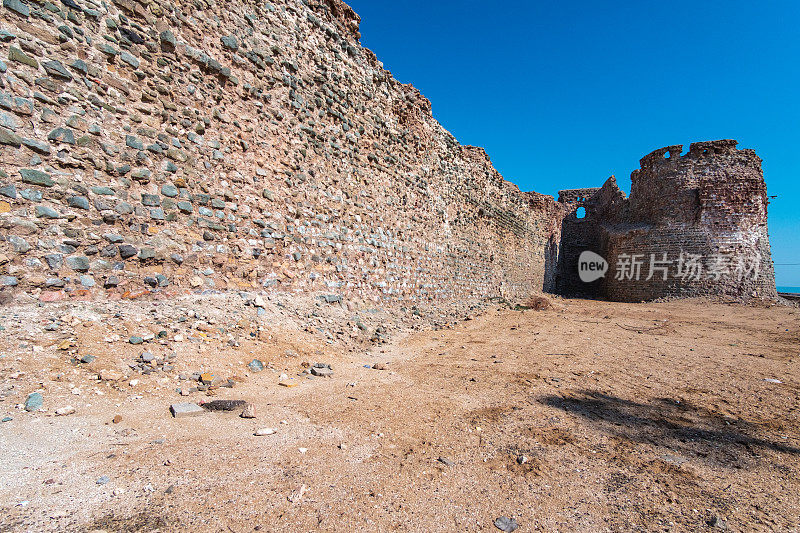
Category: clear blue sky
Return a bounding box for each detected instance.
[348,0,800,287]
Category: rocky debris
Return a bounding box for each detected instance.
[707,515,727,530]
[494,516,519,532]
[170,403,204,418]
[131,351,175,375]
[241,404,257,419]
[96,476,110,486]
[55,406,75,416]
[199,373,218,386]
[24,392,43,412]
[310,363,333,377]
[248,359,264,372]
[0,288,485,460]
[190,372,235,389]
[255,428,276,436]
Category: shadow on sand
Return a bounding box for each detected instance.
[539,390,800,468]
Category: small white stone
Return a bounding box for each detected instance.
[255,428,276,436]
[298,447,307,454]
[129,379,139,387]
[55,406,75,416]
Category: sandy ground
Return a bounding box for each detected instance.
[1,297,799,532]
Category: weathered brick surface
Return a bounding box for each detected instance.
[0,0,563,305]
[557,140,777,301]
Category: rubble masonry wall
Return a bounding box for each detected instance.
[0,0,563,305]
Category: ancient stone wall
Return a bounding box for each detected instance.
[0,0,563,305]
[0,0,777,307]
[557,140,777,301]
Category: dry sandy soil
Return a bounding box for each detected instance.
[1,297,799,532]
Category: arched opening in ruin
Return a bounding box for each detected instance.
[576,206,586,219]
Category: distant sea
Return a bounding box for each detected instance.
[777,286,800,294]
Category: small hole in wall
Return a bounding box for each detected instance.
[576,207,586,219]
[663,151,670,159]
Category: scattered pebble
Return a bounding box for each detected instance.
[24,392,43,412]
[494,516,519,532]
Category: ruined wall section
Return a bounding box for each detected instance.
[0,0,561,304]
[554,186,601,296]
[600,141,775,301]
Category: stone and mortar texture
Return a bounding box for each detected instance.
[0,0,777,306]
[0,0,563,306]
[556,140,777,302]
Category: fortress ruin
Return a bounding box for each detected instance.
[555,140,777,301]
[0,0,777,304]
